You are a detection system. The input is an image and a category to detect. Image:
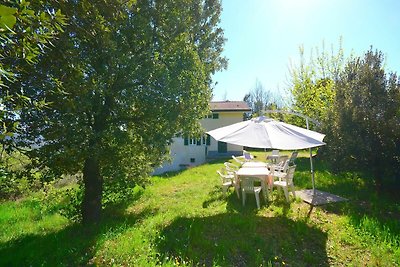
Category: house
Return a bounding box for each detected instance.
[154,101,251,174]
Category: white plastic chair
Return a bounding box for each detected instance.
[240,177,262,209]
[273,165,296,202]
[217,168,240,198]
[217,169,234,196]
[267,149,280,163]
[274,157,289,173]
[232,155,245,166]
[224,162,239,173]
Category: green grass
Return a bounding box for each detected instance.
[1,152,399,266]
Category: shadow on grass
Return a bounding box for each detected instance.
[0,205,155,266]
[155,213,329,266]
[154,158,229,179]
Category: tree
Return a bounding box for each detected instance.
[244,80,273,117]
[326,49,400,190]
[0,1,66,142]
[17,0,226,223]
[288,39,345,128]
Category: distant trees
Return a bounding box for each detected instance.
[244,80,276,117]
[12,0,226,223]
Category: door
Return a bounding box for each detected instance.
[218,141,227,153]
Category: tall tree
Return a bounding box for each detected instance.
[18,0,226,223]
[288,39,345,128]
[0,1,66,143]
[326,49,400,190]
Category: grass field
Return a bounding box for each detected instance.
[1,152,399,266]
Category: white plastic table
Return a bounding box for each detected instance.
[242,161,269,168]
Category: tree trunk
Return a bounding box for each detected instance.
[82,157,103,224]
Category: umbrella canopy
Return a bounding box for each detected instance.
[206,116,325,150]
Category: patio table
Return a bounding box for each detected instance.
[237,167,270,201]
[242,161,269,168]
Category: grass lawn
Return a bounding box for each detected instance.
[1,152,399,266]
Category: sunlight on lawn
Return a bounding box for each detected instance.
[1,152,399,266]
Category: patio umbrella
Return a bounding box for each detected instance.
[206,116,326,193]
[207,116,325,150]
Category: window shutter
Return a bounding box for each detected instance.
[184,137,188,146]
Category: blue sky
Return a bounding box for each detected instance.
[212,0,400,102]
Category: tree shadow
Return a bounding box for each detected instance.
[154,158,230,179]
[155,213,329,266]
[0,205,155,266]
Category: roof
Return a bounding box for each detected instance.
[210,101,251,112]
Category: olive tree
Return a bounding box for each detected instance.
[18,0,226,223]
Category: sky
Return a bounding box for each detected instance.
[211,0,400,102]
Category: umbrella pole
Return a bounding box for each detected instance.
[306,118,316,195]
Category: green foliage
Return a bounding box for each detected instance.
[288,39,345,128]
[1,155,399,265]
[325,48,400,189]
[102,178,145,208]
[0,170,39,199]
[288,41,400,190]
[15,0,226,223]
[0,0,66,140]
[0,149,43,200]
[34,181,83,222]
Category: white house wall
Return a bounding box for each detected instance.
[154,111,246,174]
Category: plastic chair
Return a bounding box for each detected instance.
[232,155,245,165]
[274,157,289,172]
[241,177,262,209]
[217,169,234,196]
[273,165,296,202]
[217,168,240,198]
[243,150,254,161]
[224,162,239,173]
[267,149,280,163]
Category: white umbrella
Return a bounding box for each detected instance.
[207,116,325,150]
[206,116,326,193]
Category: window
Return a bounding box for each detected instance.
[184,136,202,146]
[189,138,197,145]
[212,113,219,119]
[190,158,195,163]
[184,135,211,146]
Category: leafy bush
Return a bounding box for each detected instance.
[0,168,42,200]
[34,181,83,222]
